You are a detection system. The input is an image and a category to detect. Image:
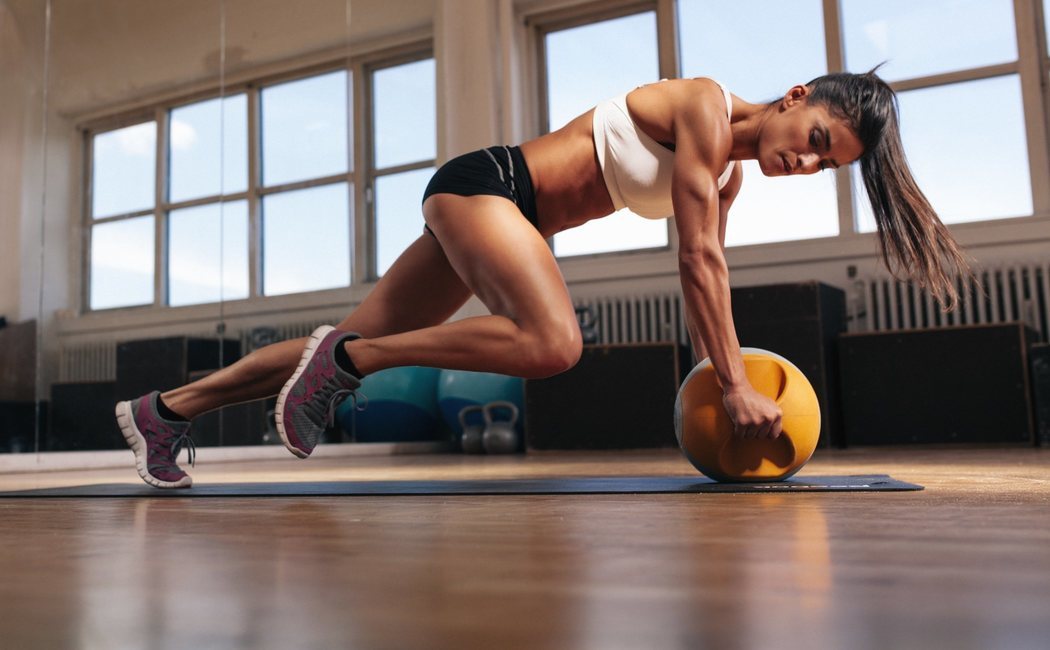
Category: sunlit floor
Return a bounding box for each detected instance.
[1,446,1048,650]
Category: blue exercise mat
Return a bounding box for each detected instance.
[0,474,922,497]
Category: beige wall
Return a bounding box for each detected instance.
[12,0,431,117]
[0,0,28,321]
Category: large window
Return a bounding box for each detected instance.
[85,53,434,311]
[542,10,668,258]
[843,0,1032,232]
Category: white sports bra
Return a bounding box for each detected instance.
[592,80,735,219]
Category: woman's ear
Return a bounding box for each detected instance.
[781,84,811,109]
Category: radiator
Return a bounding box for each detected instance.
[57,319,338,383]
[59,340,118,384]
[573,293,689,347]
[851,261,1050,342]
[59,264,1048,385]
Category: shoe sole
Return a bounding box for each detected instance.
[115,400,193,489]
[275,324,335,459]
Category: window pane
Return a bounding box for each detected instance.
[855,75,1031,232]
[842,0,1017,82]
[263,183,350,296]
[554,211,669,257]
[726,163,839,246]
[169,95,248,203]
[678,0,837,245]
[678,0,826,101]
[261,71,349,187]
[92,123,156,218]
[546,12,658,130]
[373,59,436,169]
[375,168,433,277]
[90,217,154,310]
[545,12,667,256]
[168,201,249,306]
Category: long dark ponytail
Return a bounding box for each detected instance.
[807,68,976,311]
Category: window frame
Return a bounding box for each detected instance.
[79,43,434,314]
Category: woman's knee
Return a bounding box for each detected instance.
[522,323,583,378]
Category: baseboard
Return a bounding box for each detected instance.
[0,440,453,474]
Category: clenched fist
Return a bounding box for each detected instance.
[722,385,783,439]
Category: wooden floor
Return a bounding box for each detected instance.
[0,446,1048,650]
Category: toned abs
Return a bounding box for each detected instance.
[519,111,614,237]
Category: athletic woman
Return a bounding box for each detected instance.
[116,69,971,488]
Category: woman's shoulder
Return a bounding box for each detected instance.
[642,78,734,165]
[622,77,733,164]
[636,77,727,98]
[630,77,730,122]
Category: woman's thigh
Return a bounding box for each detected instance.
[335,229,472,337]
[422,193,577,335]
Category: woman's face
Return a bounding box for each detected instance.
[757,85,865,177]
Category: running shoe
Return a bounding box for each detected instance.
[276,325,363,458]
[116,391,196,489]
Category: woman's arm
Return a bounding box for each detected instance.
[674,196,748,394]
[691,161,741,361]
[671,94,781,439]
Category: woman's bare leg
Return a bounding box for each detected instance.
[162,190,581,419]
[160,232,472,419]
[344,193,582,379]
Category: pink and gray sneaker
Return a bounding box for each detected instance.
[276,325,364,459]
[115,391,196,489]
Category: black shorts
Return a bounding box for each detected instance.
[421,145,539,236]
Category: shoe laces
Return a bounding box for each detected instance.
[303,380,369,429]
[147,423,196,472]
[325,389,368,429]
[171,427,197,467]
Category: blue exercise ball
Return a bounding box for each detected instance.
[335,366,442,442]
[436,369,525,435]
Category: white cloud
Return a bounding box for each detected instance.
[862,20,890,59]
[116,123,157,157]
[169,119,199,151]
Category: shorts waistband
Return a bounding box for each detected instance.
[487,145,537,228]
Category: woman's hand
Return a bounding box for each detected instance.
[722,385,783,439]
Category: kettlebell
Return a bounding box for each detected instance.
[574,305,599,344]
[482,401,520,454]
[458,405,486,454]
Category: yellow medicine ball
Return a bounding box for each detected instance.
[673,347,821,482]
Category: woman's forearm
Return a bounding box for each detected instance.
[678,246,748,392]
